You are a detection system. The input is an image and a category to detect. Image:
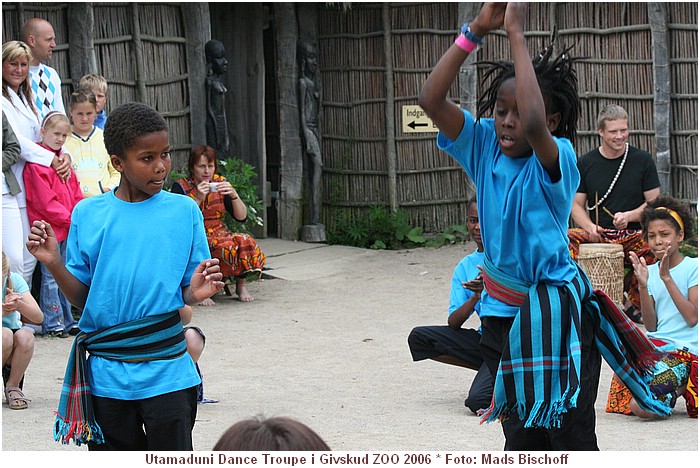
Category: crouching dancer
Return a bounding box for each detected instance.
[26,102,224,450]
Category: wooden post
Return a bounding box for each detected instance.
[275,3,304,240]
[383,3,398,212]
[67,3,97,81]
[458,2,482,203]
[182,3,210,153]
[648,2,671,194]
[131,3,147,102]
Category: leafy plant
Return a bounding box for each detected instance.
[425,224,471,248]
[680,239,698,258]
[327,203,476,251]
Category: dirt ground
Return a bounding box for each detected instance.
[1,241,697,456]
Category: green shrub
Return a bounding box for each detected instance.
[327,205,472,250]
[680,239,698,258]
[218,158,264,235]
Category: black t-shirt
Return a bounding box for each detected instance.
[576,146,660,230]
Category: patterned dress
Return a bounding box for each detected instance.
[173,175,266,278]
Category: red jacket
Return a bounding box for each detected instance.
[23,146,83,243]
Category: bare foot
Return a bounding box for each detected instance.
[236,280,254,302]
[198,297,216,306]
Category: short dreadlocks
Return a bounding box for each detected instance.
[476,35,580,143]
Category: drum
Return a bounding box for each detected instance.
[577,243,624,307]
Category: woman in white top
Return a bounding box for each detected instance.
[2,40,70,285]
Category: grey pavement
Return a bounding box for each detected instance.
[1,239,697,458]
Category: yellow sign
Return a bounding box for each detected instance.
[402,105,438,133]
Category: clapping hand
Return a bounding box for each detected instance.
[628,251,649,289]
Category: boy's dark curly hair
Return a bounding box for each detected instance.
[641,195,695,239]
[103,102,168,158]
[476,33,580,143]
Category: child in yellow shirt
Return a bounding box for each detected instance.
[64,89,120,197]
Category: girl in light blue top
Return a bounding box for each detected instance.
[629,195,698,418]
[2,250,43,409]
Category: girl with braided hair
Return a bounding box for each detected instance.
[420,2,669,450]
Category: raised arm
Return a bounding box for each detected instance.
[419,3,505,141]
[505,3,562,180]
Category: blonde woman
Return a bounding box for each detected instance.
[2,40,70,285]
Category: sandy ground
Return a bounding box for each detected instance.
[1,240,697,456]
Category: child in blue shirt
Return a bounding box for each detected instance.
[26,102,225,450]
[419,2,668,450]
[2,250,43,410]
[408,196,493,414]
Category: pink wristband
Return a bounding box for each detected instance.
[454,33,478,53]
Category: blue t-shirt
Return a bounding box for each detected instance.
[647,256,698,355]
[66,189,210,399]
[93,110,107,130]
[449,249,484,331]
[2,272,29,330]
[437,110,579,318]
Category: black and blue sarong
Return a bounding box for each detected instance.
[54,311,187,446]
[480,256,671,429]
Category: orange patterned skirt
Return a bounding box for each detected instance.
[606,348,698,418]
[206,225,266,279]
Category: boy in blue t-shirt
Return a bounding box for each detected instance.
[27,102,225,450]
[408,197,493,414]
[419,2,669,450]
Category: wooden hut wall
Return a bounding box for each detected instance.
[317,2,698,234]
[2,3,71,92]
[2,2,194,172]
[668,3,698,209]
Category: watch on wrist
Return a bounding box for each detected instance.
[461,23,484,45]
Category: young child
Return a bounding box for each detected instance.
[178,305,218,404]
[78,74,109,129]
[628,195,698,418]
[408,196,493,414]
[26,101,225,450]
[419,2,668,450]
[3,251,43,410]
[23,111,83,337]
[64,88,120,197]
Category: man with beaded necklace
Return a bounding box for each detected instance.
[569,104,661,321]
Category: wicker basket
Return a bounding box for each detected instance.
[578,243,625,308]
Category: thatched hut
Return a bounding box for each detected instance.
[2,2,696,240]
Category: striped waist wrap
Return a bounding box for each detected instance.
[480,256,671,429]
[54,310,187,446]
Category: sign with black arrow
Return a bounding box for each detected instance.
[402,105,438,133]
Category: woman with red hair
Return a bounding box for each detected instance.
[172,145,266,303]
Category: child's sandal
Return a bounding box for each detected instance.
[4,386,30,410]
